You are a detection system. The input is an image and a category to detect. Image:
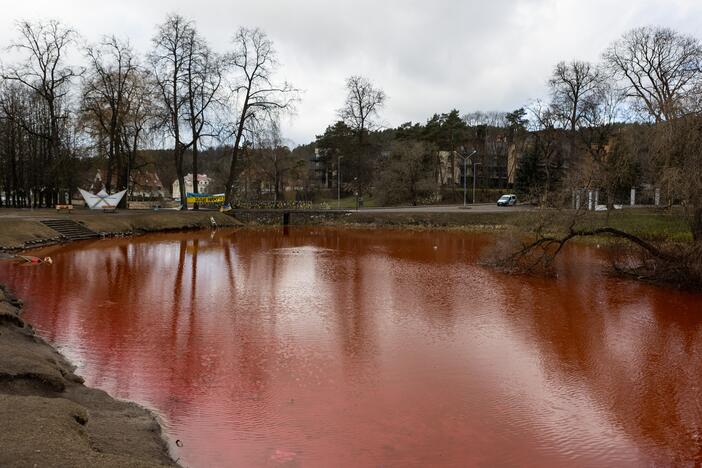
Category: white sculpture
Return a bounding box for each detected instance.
[78,188,127,210]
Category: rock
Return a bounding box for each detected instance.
[0,302,23,328]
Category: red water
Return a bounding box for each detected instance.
[1,227,701,467]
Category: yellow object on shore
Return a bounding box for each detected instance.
[186,193,225,204]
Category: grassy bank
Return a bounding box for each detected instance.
[0,210,241,251]
[338,210,524,230]
[0,285,177,467]
[512,208,693,243]
[0,206,691,251]
[259,207,694,243]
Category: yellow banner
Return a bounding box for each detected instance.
[186,194,225,204]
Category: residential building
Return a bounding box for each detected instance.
[172,174,213,200]
[91,169,166,198]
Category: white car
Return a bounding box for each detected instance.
[497,194,517,206]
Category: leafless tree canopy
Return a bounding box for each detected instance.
[148,14,225,208]
[548,60,605,132]
[82,36,141,195]
[604,26,702,122]
[1,20,81,205]
[183,27,224,207]
[223,27,298,203]
[338,75,386,143]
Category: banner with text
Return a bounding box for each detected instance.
[186,193,225,204]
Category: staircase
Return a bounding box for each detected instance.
[40,219,100,241]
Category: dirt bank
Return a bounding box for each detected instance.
[0,284,177,467]
[0,210,241,251]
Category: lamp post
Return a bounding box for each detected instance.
[337,155,343,209]
[353,177,359,211]
[460,150,477,207]
[472,161,482,205]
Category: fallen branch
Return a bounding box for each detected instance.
[500,225,679,273]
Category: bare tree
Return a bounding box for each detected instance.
[149,14,195,209]
[83,35,139,196]
[549,61,604,132]
[338,75,385,145]
[1,20,80,206]
[338,75,385,205]
[604,26,702,122]
[120,70,157,198]
[249,120,299,201]
[223,27,297,205]
[0,82,28,207]
[577,79,629,208]
[184,30,224,208]
[525,100,566,205]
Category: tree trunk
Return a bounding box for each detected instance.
[692,206,702,243]
[225,100,249,205]
[192,138,199,210]
[175,142,187,210]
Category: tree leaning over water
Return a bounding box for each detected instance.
[501,26,702,289]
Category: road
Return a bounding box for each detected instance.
[354,203,532,214]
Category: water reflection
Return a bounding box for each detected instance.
[0,227,701,467]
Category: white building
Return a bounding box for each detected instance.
[172,174,212,200]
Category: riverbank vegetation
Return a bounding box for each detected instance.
[483,26,702,289]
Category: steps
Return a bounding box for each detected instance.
[40,219,100,241]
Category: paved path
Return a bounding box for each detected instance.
[0,204,532,219]
[0,208,181,219]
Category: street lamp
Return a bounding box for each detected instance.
[472,160,482,205]
[337,155,343,209]
[459,150,477,207]
[353,177,359,211]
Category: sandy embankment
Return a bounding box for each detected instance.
[0,284,178,467]
[0,210,242,250]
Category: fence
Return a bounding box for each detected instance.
[569,186,663,209]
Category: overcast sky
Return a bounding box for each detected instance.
[1,0,701,146]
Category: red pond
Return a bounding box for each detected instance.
[1,227,701,467]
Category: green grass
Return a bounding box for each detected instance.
[335,208,693,242]
[316,196,380,209]
[516,208,693,243]
[338,210,528,229]
[591,209,691,242]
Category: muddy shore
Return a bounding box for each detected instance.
[0,284,177,467]
[0,212,244,466]
[0,210,241,251]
